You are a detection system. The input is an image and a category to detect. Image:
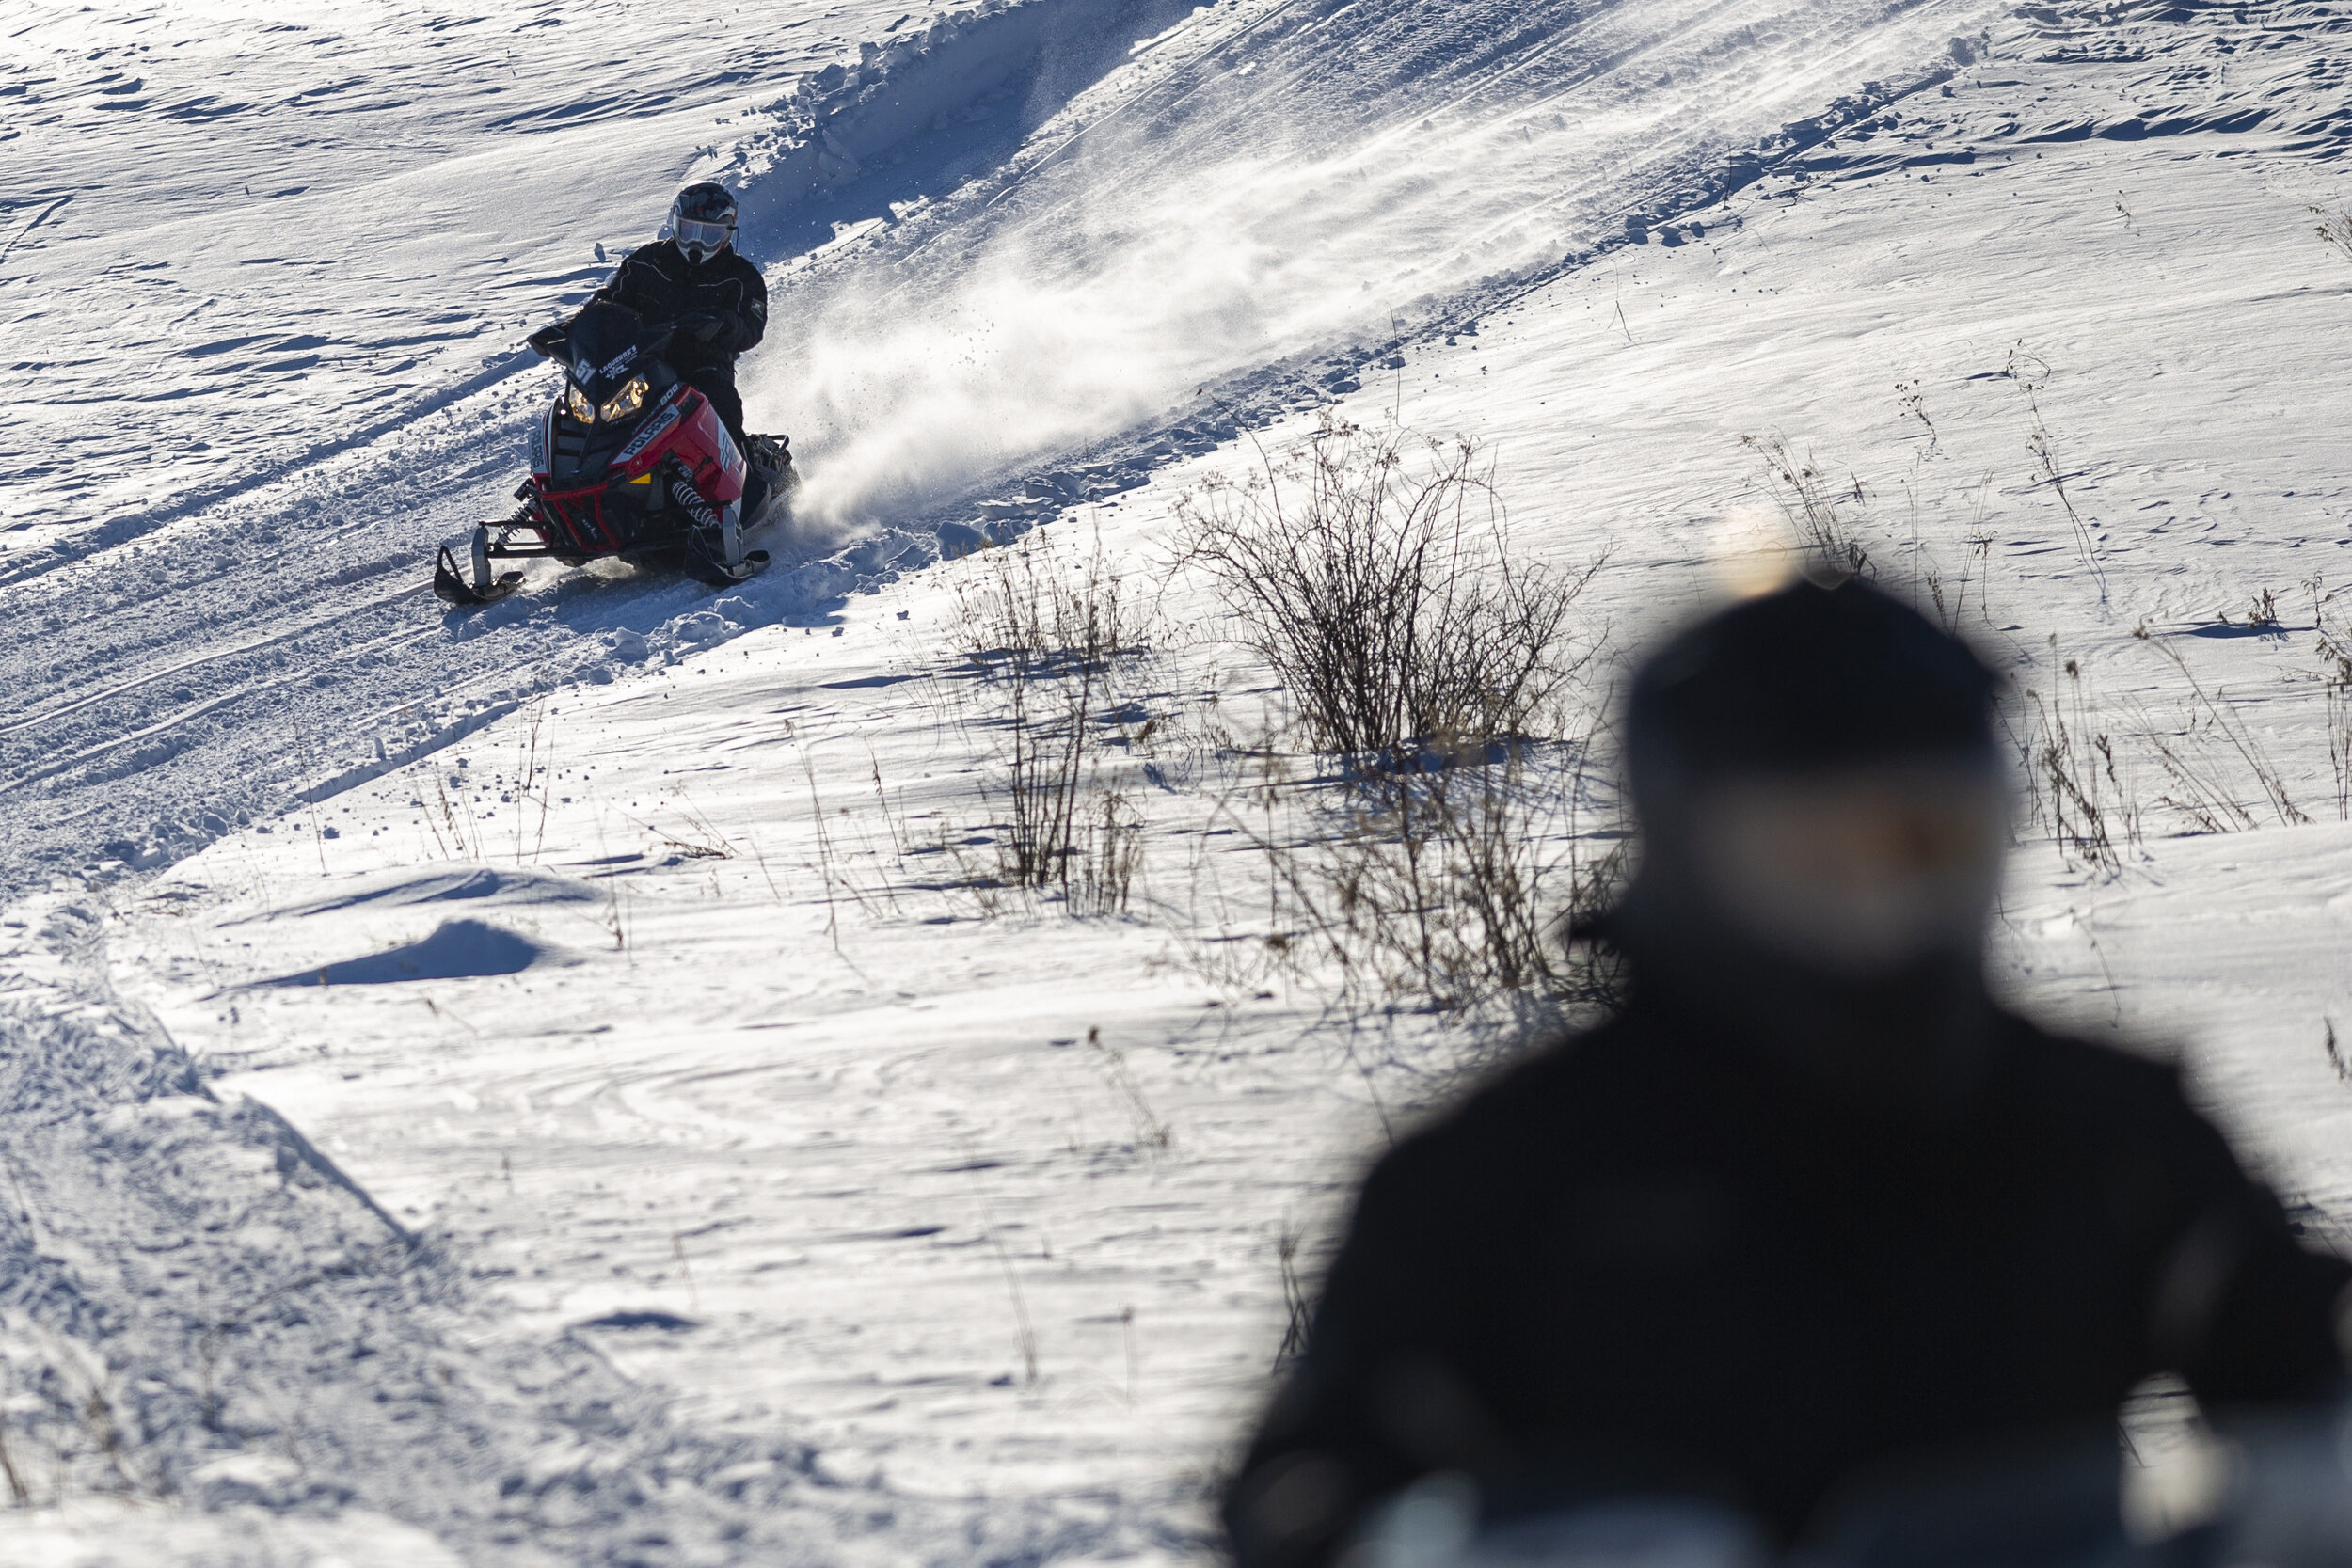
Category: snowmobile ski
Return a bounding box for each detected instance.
[433,532,524,607]
[682,546,771,587]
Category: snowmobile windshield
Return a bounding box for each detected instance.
[563,303,662,404]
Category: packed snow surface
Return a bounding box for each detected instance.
[9,0,2352,1560]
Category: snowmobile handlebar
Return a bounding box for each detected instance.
[528,314,721,364]
[666,313,729,345]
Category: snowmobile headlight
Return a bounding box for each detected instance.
[565,382,597,424]
[598,374,648,424]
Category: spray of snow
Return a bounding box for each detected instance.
[773,180,1296,533]
[753,0,1999,534]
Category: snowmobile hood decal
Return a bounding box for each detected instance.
[598,346,639,380]
[615,402,682,467]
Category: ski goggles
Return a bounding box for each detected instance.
[675,218,734,259]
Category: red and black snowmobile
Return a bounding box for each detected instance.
[433,301,800,606]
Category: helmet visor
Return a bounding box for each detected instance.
[675,217,733,259]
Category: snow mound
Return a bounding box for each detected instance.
[256,918,566,986]
[575,1309,703,1334]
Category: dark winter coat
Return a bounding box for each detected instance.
[1223,993,2350,1566]
[591,240,768,373]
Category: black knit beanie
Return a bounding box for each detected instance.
[1625,578,1999,822]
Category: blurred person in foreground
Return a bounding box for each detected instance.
[1223,577,2350,1565]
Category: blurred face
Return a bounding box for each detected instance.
[1685,762,2008,978]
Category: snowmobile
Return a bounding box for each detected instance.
[432,301,800,606]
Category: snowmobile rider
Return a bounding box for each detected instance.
[1223,577,2352,1566]
[552,182,768,451]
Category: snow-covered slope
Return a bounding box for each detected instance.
[0,0,1171,902]
[748,0,2007,529]
[14,0,2352,1560]
[0,0,2003,907]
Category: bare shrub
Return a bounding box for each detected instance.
[1350,748,1623,1012]
[1174,420,1622,1023]
[2011,651,2137,874]
[1922,530,1996,637]
[1089,1026,1171,1150]
[2127,634,2305,832]
[1226,733,1628,1023]
[2308,576,2352,817]
[2150,638,2306,828]
[2311,204,2352,265]
[1742,432,1870,578]
[1066,791,1143,917]
[1178,417,1602,765]
[2006,345,2107,594]
[951,531,1148,913]
[1916,472,2001,637]
[2131,711,2260,836]
[1895,379,1939,454]
[1274,1222,1313,1365]
[987,1233,1040,1386]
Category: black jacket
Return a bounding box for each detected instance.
[591,240,768,372]
[1224,996,2349,1565]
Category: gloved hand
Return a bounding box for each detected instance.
[674,313,731,346]
[527,323,570,359]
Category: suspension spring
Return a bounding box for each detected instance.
[666,465,719,531]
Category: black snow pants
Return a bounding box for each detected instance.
[682,362,746,451]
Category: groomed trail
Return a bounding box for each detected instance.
[0,0,2000,905]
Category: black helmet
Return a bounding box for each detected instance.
[667,182,738,265]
